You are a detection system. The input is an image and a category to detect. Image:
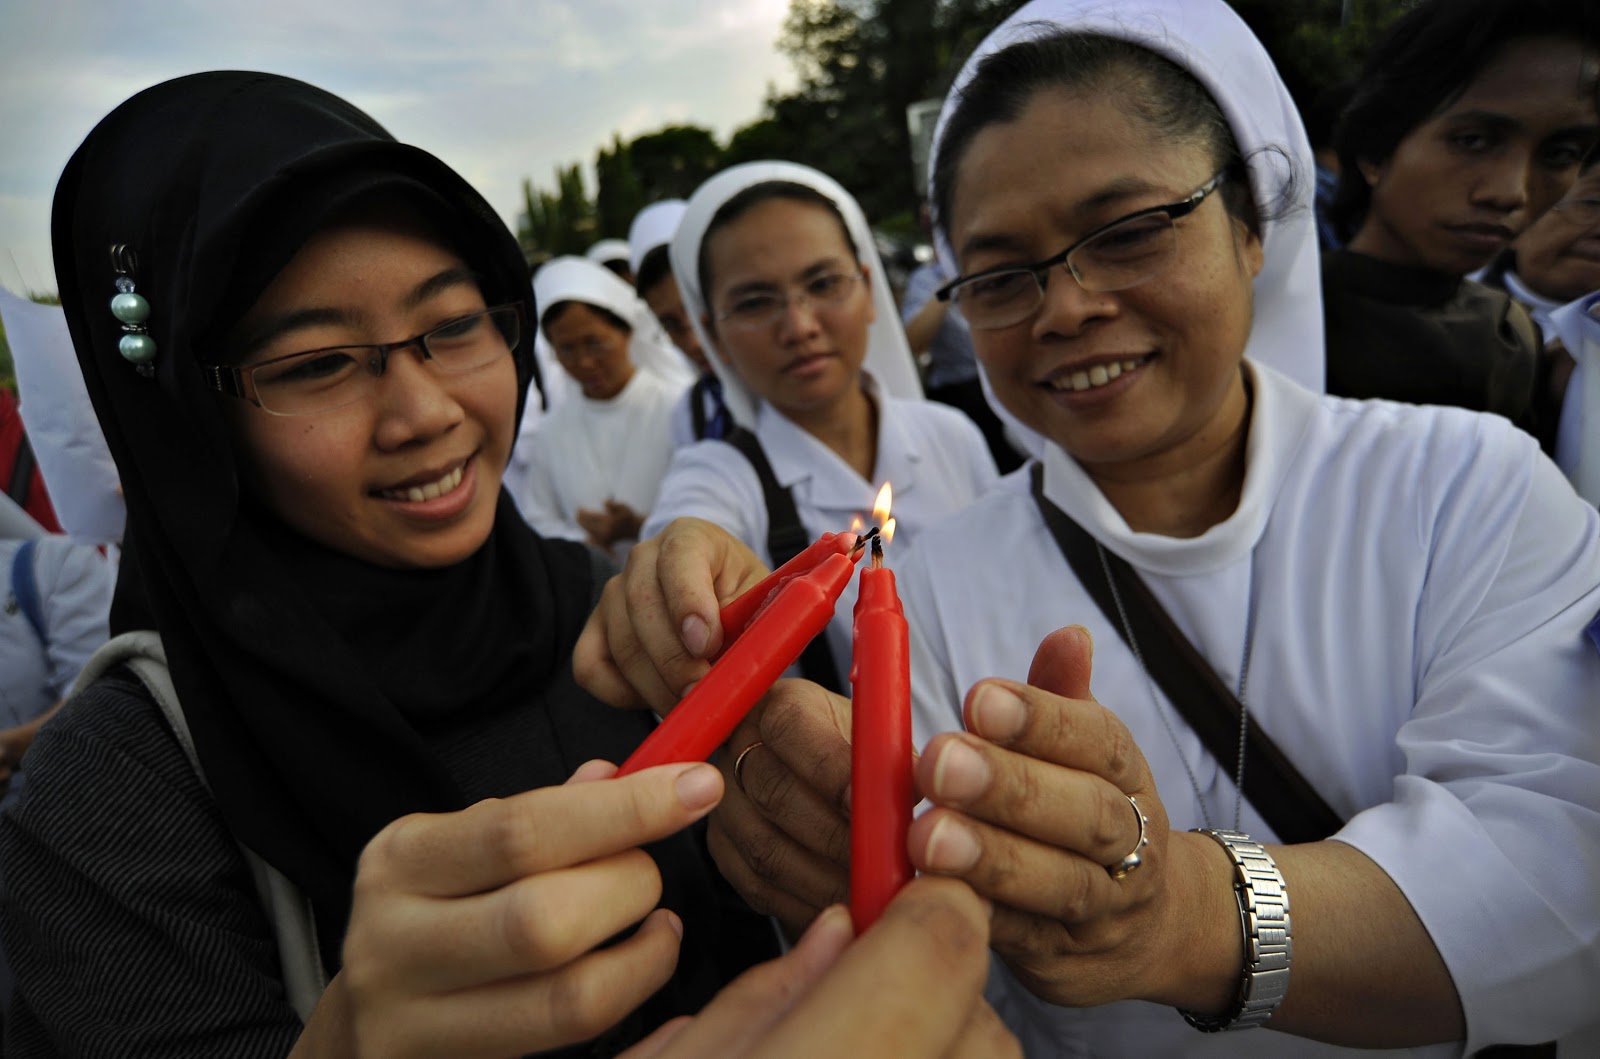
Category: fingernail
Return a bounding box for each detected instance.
[924,816,981,873]
[806,904,855,945]
[971,684,1026,743]
[674,763,722,812]
[664,909,684,939]
[681,615,710,657]
[930,739,991,805]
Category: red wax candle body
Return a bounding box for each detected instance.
[849,561,915,931]
[716,532,856,650]
[618,551,857,776]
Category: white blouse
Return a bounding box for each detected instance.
[509,369,685,556]
[643,387,1000,688]
[897,363,1600,1058]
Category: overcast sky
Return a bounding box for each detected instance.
[0,0,796,294]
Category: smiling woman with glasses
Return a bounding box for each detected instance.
[6,70,801,1057]
[586,1,1600,1055]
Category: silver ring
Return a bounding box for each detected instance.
[732,741,766,794]
[1106,794,1149,880]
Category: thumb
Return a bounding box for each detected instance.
[1026,625,1096,702]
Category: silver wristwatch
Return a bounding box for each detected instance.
[1179,828,1292,1032]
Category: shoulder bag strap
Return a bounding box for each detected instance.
[75,631,330,1022]
[11,537,47,647]
[691,375,712,441]
[1029,464,1342,843]
[722,428,844,694]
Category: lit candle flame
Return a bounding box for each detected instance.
[873,483,895,546]
[850,514,864,534]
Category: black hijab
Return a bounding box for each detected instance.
[52,72,591,963]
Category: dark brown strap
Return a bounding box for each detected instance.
[723,428,844,695]
[1030,464,1343,843]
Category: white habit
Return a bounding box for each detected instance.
[898,362,1600,1057]
[644,387,998,688]
[510,369,682,554]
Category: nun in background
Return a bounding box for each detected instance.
[512,255,691,559]
[642,160,999,691]
[629,198,737,445]
[586,237,635,285]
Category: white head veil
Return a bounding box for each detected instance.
[584,238,633,271]
[627,200,688,277]
[532,255,696,389]
[669,160,924,429]
[928,0,1324,460]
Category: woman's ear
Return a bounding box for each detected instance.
[1357,157,1384,189]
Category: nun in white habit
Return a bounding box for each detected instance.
[628,199,732,446]
[845,0,1600,1055]
[509,256,690,560]
[641,160,999,690]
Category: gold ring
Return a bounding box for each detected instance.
[1106,794,1149,880]
[732,741,766,794]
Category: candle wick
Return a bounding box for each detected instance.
[870,536,885,568]
[852,525,881,555]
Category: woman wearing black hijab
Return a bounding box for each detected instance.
[0,71,778,1056]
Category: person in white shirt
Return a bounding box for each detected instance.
[628,199,739,446]
[580,1,1600,1055]
[510,257,689,560]
[642,161,999,690]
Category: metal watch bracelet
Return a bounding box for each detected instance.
[1179,828,1292,1032]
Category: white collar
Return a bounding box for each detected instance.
[754,376,921,508]
[1040,361,1315,576]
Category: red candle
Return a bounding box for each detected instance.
[618,551,857,776]
[716,531,860,650]
[849,537,914,931]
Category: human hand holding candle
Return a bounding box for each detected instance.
[715,530,862,649]
[617,549,857,776]
[849,488,914,930]
[575,519,771,712]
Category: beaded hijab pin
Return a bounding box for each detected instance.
[110,244,156,377]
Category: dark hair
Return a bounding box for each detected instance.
[1303,81,1356,152]
[1330,0,1600,241]
[696,181,860,300]
[932,30,1259,245]
[635,243,673,298]
[541,299,632,342]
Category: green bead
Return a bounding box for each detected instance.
[119,333,157,364]
[110,292,150,324]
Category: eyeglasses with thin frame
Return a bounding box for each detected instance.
[205,303,522,417]
[936,170,1230,331]
[714,270,864,328]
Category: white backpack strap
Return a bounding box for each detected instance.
[75,632,330,1022]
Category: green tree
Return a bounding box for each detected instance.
[595,133,648,241]
[518,164,597,259]
[627,125,724,201]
